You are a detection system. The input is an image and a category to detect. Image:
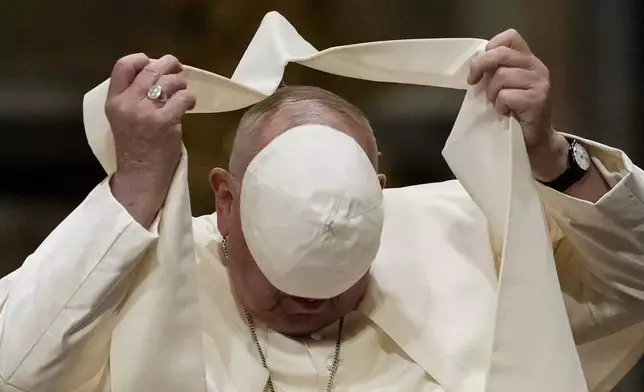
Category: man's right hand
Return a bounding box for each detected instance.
[106,53,196,227]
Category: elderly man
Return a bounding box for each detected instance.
[1,27,644,392]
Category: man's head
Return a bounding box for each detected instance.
[210,86,385,336]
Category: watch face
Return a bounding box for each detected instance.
[572,143,591,170]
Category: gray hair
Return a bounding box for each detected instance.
[229,86,378,176]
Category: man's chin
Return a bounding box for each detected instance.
[272,314,336,337]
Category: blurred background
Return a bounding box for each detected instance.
[1,0,642,389]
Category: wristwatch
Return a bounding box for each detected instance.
[540,139,591,192]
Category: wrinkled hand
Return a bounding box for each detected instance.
[106,53,196,226]
[467,29,569,181]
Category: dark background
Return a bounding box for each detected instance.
[1,0,642,389]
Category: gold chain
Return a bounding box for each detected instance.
[243,309,344,392]
[222,238,344,391]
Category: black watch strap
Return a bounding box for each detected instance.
[539,139,589,192]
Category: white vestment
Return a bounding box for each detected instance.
[1,137,644,392]
[2,11,644,392]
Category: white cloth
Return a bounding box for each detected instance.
[1,10,644,392]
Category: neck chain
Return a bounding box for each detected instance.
[243,309,344,392]
[223,237,344,391]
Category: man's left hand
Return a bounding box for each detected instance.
[467,29,570,182]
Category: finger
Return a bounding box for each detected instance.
[486,67,539,104]
[140,74,188,110]
[154,74,188,100]
[486,29,531,54]
[107,53,150,98]
[160,90,196,123]
[494,88,533,117]
[468,47,534,85]
[130,54,183,97]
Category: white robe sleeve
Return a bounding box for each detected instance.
[537,137,644,344]
[0,178,158,391]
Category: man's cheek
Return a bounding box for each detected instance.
[245,273,277,305]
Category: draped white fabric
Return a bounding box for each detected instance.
[82,11,587,392]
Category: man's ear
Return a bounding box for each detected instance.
[210,168,236,237]
[377,174,387,189]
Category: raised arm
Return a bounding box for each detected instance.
[469,26,644,324]
[470,28,644,390]
[540,142,644,330]
[0,53,195,391]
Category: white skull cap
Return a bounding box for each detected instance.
[240,124,384,299]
